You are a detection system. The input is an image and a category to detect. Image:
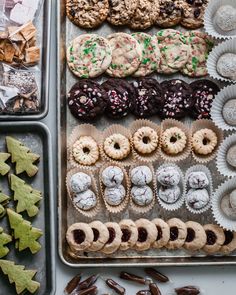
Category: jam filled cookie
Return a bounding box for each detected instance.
[192,129,218,156]
[103,133,131,160]
[88,221,110,252]
[66,223,94,252]
[101,166,124,188]
[101,222,122,254]
[184,221,207,251]
[130,78,163,118]
[66,0,109,29]
[166,218,187,250]
[68,80,108,121]
[131,186,154,207]
[152,218,170,249]
[220,230,236,255]
[133,127,159,155]
[133,219,157,251]
[161,127,187,155]
[72,136,99,166]
[203,224,225,254]
[119,219,138,251]
[130,166,153,186]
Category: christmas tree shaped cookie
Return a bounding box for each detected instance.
[10,174,42,217]
[7,209,43,254]
[0,227,12,258]
[0,190,10,218]
[6,136,40,177]
[0,153,10,176]
[0,259,40,294]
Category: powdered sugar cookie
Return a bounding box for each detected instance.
[106,33,142,78]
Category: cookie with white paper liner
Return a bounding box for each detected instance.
[204,0,236,40]
[66,167,100,218]
[212,177,236,231]
[185,165,213,214]
[156,163,186,212]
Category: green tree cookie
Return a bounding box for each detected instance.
[0,190,10,218]
[10,174,42,217]
[7,209,43,254]
[0,227,12,258]
[0,259,40,294]
[6,136,40,177]
[0,153,10,176]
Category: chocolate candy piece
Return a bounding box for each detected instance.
[149,283,162,295]
[77,275,98,290]
[105,279,125,295]
[136,291,152,295]
[120,272,146,285]
[76,286,98,295]
[175,286,200,295]
[64,274,82,294]
[144,268,169,283]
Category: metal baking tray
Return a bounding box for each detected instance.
[0,122,55,294]
[57,0,236,267]
[0,0,51,121]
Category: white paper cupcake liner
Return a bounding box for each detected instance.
[217,133,236,178]
[155,163,186,212]
[207,38,236,83]
[211,84,236,131]
[204,0,236,40]
[212,177,236,231]
[185,165,213,215]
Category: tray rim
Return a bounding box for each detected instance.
[0,121,56,294]
[0,0,52,121]
[56,0,236,267]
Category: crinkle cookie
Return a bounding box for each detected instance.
[184,221,207,251]
[161,127,187,155]
[119,219,138,251]
[130,166,153,186]
[156,30,190,74]
[217,53,236,81]
[107,0,138,26]
[187,171,209,189]
[106,33,142,78]
[158,185,181,204]
[133,127,159,155]
[203,224,225,254]
[166,218,187,250]
[88,221,110,252]
[181,0,209,29]
[132,32,160,77]
[103,133,131,160]
[129,0,160,30]
[67,34,112,78]
[70,172,92,193]
[152,218,170,249]
[101,166,124,188]
[66,0,109,29]
[104,185,126,206]
[192,129,218,156]
[131,186,154,207]
[73,189,97,211]
[157,166,181,187]
[186,189,210,210]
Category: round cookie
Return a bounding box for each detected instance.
[156,0,186,28]
[222,99,236,126]
[131,186,154,207]
[73,189,97,211]
[161,127,187,155]
[152,218,170,249]
[227,144,236,168]
[132,32,160,77]
[203,224,225,254]
[66,223,94,252]
[230,190,236,210]
[119,219,138,251]
[101,222,122,254]
[156,30,190,74]
[186,189,210,210]
[220,194,236,220]
[129,0,160,30]
[217,53,236,80]
[88,221,110,252]
[133,219,157,251]
[187,171,209,189]
[130,166,153,186]
[106,33,142,78]
[103,133,131,160]
[157,166,181,187]
[101,166,124,188]
[184,221,207,251]
[67,34,112,78]
[215,5,236,32]
[159,185,181,204]
[190,80,220,119]
[192,128,218,156]
[104,185,126,206]
[130,78,163,118]
[107,0,138,26]
[66,0,109,29]
[70,172,92,193]
[68,80,108,121]
[160,79,193,119]
[133,127,159,155]
[181,0,209,29]
[221,230,236,254]
[102,79,133,119]
[166,218,187,250]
